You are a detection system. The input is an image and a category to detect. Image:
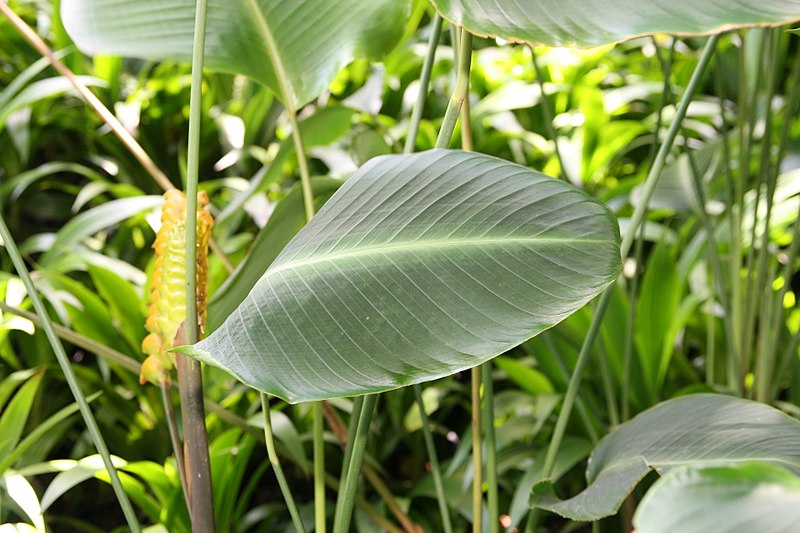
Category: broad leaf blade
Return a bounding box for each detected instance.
[61,0,407,109]
[531,394,800,521]
[181,149,621,402]
[431,0,800,48]
[633,462,800,533]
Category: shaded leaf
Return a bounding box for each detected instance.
[62,0,408,109]
[431,0,800,48]
[531,394,800,521]
[180,149,621,402]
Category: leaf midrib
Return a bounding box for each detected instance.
[268,235,619,276]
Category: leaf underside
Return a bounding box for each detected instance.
[531,394,800,521]
[61,0,407,109]
[431,0,800,48]
[181,149,621,402]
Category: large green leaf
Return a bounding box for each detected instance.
[531,394,800,521]
[431,0,800,48]
[633,462,800,533]
[61,0,408,109]
[179,149,621,402]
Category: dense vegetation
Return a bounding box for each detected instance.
[2,1,800,532]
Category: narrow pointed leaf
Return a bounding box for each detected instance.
[431,0,800,48]
[633,462,800,533]
[531,394,800,521]
[179,149,621,402]
[61,0,408,109]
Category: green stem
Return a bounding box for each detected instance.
[181,0,215,529]
[435,28,472,149]
[333,396,364,528]
[161,383,190,510]
[530,48,567,182]
[412,384,452,533]
[0,216,142,532]
[471,366,482,533]
[333,394,377,533]
[312,401,326,533]
[246,4,323,525]
[481,364,498,533]
[404,14,443,154]
[542,34,720,479]
[261,394,306,532]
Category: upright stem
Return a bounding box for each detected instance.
[404,14,443,154]
[435,28,472,149]
[247,4,325,525]
[470,367,482,533]
[412,385,452,533]
[481,364,498,533]
[261,394,306,532]
[181,0,215,529]
[333,394,377,533]
[0,216,142,532]
[542,35,720,479]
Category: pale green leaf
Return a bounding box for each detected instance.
[634,462,800,533]
[431,0,800,48]
[180,149,621,402]
[531,394,800,521]
[61,0,408,109]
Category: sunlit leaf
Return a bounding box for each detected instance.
[62,0,408,109]
[179,149,621,402]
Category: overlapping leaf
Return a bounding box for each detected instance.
[431,0,800,48]
[61,0,408,109]
[531,394,800,520]
[179,149,621,402]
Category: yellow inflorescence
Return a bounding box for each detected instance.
[140,189,214,386]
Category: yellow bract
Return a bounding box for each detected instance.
[140,189,213,386]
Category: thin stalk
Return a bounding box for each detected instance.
[404,14,443,154]
[333,396,364,528]
[743,31,778,385]
[596,340,619,427]
[621,39,674,417]
[312,401,326,533]
[435,28,472,149]
[542,35,720,479]
[324,402,418,533]
[540,333,599,443]
[161,383,190,509]
[530,48,567,182]
[481,364,498,533]
[412,385,452,533]
[180,0,215,529]
[458,28,473,152]
[260,394,306,532]
[470,367,482,533]
[706,264,716,386]
[0,215,142,532]
[713,59,742,390]
[246,6,325,526]
[333,394,377,533]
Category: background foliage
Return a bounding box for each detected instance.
[1,0,800,531]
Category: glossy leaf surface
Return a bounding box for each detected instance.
[531,394,800,520]
[634,462,800,533]
[180,149,621,402]
[62,0,407,109]
[431,0,800,47]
